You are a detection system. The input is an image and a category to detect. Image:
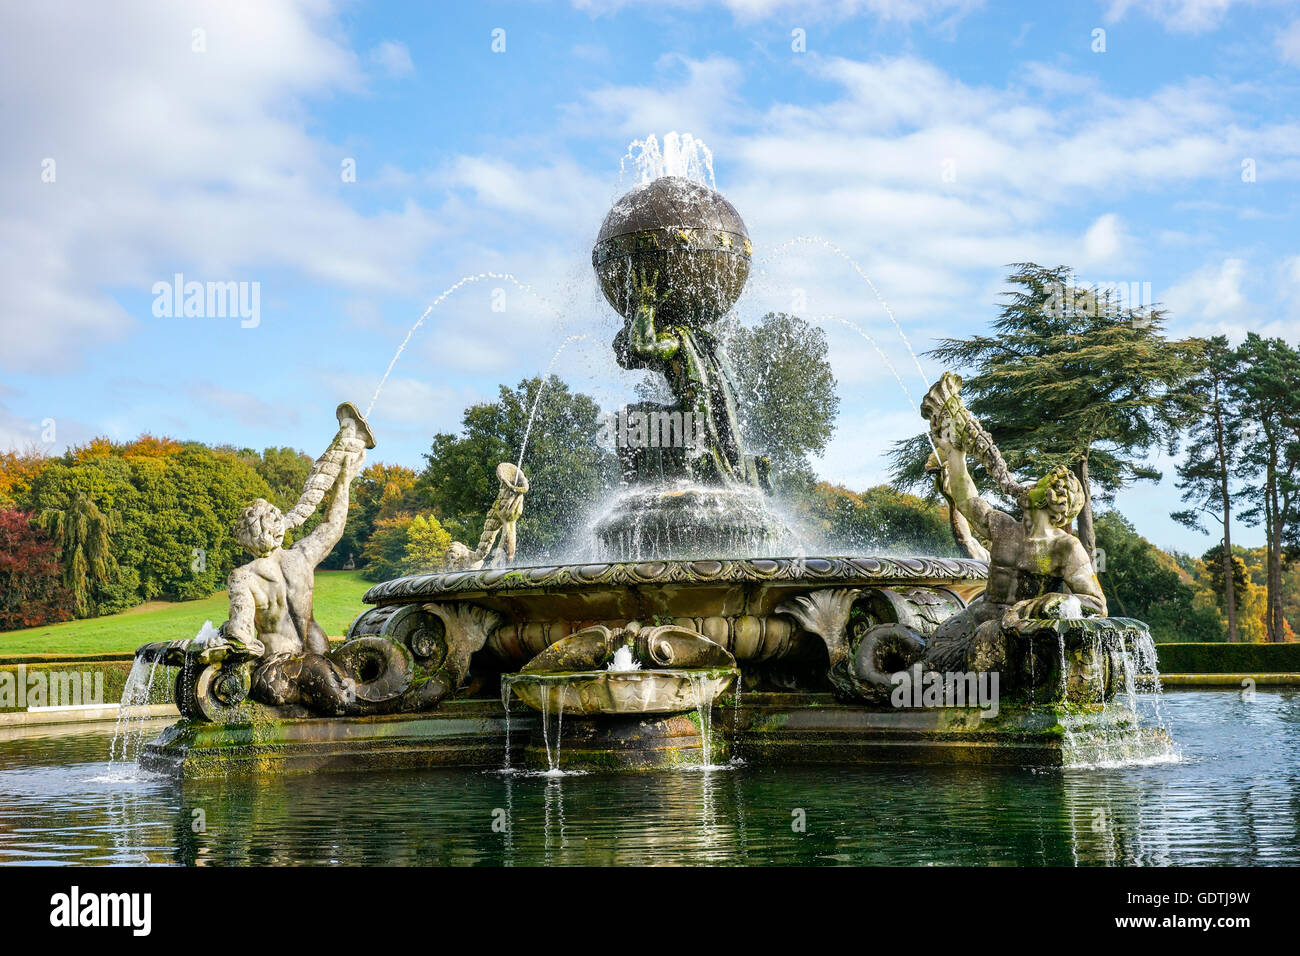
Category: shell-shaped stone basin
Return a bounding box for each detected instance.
[503,667,738,716]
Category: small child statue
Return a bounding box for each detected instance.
[445,462,529,570]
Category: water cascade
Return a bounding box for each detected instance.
[687,673,719,769]
[1029,619,1180,768]
[105,656,163,776]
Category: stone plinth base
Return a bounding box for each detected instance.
[138,692,1168,778]
[521,714,716,771]
[140,699,535,778]
[725,693,1170,768]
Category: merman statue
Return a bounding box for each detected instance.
[139,401,504,720]
[920,372,1107,673]
[202,402,376,714]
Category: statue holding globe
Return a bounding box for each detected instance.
[595,176,766,489]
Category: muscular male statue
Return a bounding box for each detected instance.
[203,405,371,714]
[613,266,761,487]
[221,449,363,659]
[922,376,1106,672]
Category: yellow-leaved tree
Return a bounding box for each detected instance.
[402,514,452,575]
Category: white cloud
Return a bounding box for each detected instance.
[192,382,299,429]
[1082,213,1128,265]
[0,397,97,456]
[719,56,1271,206]
[328,372,481,436]
[1105,0,1246,33]
[1018,62,1101,97]
[1277,255,1300,318]
[442,157,610,228]
[1163,257,1250,324]
[369,40,414,77]
[1278,19,1300,64]
[0,402,43,452]
[566,55,746,140]
[0,0,441,372]
[571,0,983,23]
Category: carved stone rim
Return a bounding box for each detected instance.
[362,555,989,605]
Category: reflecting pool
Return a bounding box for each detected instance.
[0,690,1294,865]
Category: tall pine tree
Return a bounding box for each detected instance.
[1172,335,1243,640]
[1232,333,1300,642]
[893,263,1200,556]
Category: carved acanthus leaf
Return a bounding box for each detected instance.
[423,602,501,680]
[775,588,861,668]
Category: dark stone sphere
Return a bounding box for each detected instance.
[592,176,750,327]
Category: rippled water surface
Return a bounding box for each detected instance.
[0,690,1296,865]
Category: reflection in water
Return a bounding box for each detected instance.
[0,691,1297,865]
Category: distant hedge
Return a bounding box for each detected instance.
[1156,643,1300,674]
[0,661,168,713]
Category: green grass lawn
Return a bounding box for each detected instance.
[0,571,373,657]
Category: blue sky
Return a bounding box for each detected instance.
[3,0,1299,555]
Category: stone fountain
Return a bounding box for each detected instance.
[135,173,1169,778]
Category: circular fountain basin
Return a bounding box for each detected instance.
[356,555,988,669]
[504,667,737,716]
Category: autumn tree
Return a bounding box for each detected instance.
[361,513,416,582]
[326,463,418,570]
[0,510,73,630]
[0,446,50,510]
[403,514,453,574]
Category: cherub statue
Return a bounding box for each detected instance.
[445,462,529,570]
[920,373,1106,673]
[199,403,374,712]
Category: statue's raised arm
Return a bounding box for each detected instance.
[291,403,373,567]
